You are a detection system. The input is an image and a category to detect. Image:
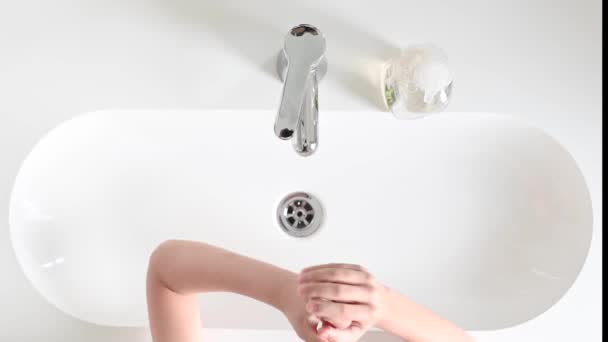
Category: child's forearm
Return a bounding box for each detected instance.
[149,239,294,307]
[146,240,294,342]
[378,288,474,342]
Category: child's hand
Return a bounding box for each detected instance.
[279,273,325,342]
[297,264,389,342]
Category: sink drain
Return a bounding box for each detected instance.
[277,192,323,237]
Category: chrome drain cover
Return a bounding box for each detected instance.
[277,192,323,237]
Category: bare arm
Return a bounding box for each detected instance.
[146,240,321,342]
[147,241,471,342]
[298,264,474,342]
[378,288,473,342]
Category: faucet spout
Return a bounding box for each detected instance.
[275,24,327,156]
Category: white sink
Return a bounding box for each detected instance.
[9,110,592,330]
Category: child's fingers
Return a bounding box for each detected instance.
[302,263,365,273]
[298,317,325,342]
[318,323,365,342]
[299,267,371,285]
[317,324,337,341]
[298,282,374,304]
[306,299,373,327]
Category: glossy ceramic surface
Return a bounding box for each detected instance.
[9,110,592,330]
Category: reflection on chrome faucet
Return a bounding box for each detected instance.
[275,24,327,157]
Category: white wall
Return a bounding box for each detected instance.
[0,0,602,341]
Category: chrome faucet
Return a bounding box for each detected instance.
[275,24,327,157]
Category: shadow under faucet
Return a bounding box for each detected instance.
[153,0,400,110]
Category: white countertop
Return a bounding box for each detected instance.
[0,0,602,341]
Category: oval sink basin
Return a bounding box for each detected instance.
[9,110,592,330]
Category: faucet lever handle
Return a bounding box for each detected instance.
[284,25,326,65]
